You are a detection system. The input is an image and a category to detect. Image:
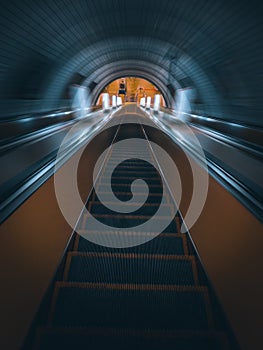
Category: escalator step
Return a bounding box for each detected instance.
[106,163,156,169]
[81,213,177,231]
[96,183,163,193]
[74,233,188,255]
[35,327,229,350]
[107,159,153,164]
[92,192,168,203]
[49,283,213,330]
[63,252,198,285]
[89,201,171,216]
[103,169,158,176]
[98,176,162,185]
[107,158,153,163]
[110,151,151,155]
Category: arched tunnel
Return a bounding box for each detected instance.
[0,1,262,350]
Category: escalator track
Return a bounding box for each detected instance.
[31,111,235,350]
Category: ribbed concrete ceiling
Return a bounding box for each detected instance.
[0,0,262,124]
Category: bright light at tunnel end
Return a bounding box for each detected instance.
[54,108,209,248]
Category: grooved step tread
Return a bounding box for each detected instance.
[73,232,188,255]
[108,156,153,159]
[103,169,158,175]
[96,184,164,194]
[34,327,229,350]
[101,171,159,176]
[92,191,169,203]
[106,162,154,168]
[97,182,162,188]
[91,200,167,207]
[107,163,154,167]
[98,177,162,185]
[93,190,164,197]
[88,201,172,216]
[80,214,178,232]
[63,252,199,285]
[107,158,153,162]
[85,214,172,219]
[49,282,214,330]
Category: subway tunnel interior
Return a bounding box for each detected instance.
[0,0,262,124]
[0,1,262,350]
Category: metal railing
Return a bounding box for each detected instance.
[0,107,112,224]
[147,107,263,222]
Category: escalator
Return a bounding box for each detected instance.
[30,110,237,350]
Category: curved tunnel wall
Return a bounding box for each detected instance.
[0,0,262,126]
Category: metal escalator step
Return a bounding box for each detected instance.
[108,152,145,155]
[107,155,152,159]
[163,218,178,232]
[91,200,166,207]
[49,283,213,330]
[96,182,163,190]
[110,151,152,155]
[106,162,155,169]
[81,213,177,231]
[108,157,153,162]
[107,150,152,153]
[92,191,168,203]
[86,214,170,219]
[98,177,162,185]
[88,201,171,216]
[103,169,158,176]
[63,252,198,285]
[74,232,188,255]
[34,327,229,350]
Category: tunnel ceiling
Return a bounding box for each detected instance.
[0,0,262,125]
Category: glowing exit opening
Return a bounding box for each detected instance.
[96,77,166,107]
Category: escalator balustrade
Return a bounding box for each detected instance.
[33,123,232,350]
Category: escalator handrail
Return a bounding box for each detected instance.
[0,107,103,153]
[147,108,263,223]
[160,107,263,152]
